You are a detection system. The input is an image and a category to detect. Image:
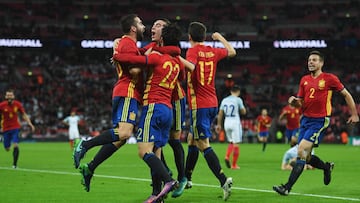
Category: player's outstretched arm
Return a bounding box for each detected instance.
[340,88,359,124]
[22,112,35,132]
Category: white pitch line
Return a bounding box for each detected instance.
[1,166,359,202]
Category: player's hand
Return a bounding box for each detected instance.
[215,125,222,134]
[110,57,115,65]
[129,67,141,76]
[288,96,302,107]
[144,47,152,55]
[212,32,223,41]
[347,114,359,124]
[29,124,35,132]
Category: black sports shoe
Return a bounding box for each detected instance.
[225,159,231,168]
[324,162,334,185]
[273,184,290,196]
[79,163,93,192]
[73,140,87,169]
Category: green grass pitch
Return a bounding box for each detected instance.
[0,142,359,203]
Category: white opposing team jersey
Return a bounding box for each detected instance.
[63,115,81,139]
[282,145,315,164]
[219,95,245,122]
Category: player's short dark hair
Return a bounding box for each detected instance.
[230,85,241,92]
[120,14,138,34]
[6,89,15,94]
[155,18,171,26]
[162,23,182,46]
[188,22,206,42]
[309,50,324,61]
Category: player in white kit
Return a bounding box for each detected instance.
[217,85,246,169]
[63,110,81,149]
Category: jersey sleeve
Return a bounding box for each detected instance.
[185,48,198,66]
[114,40,138,55]
[282,151,290,164]
[329,74,344,91]
[153,46,181,57]
[296,76,305,98]
[238,98,245,110]
[113,53,148,65]
[214,48,228,62]
[139,42,156,54]
[16,101,25,114]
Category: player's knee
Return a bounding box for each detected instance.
[196,141,209,152]
[113,140,126,148]
[116,126,133,140]
[297,149,308,159]
[170,130,181,140]
[138,151,145,159]
[119,132,132,140]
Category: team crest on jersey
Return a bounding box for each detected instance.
[129,111,136,121]
[318,79,325,90]
[304,81,308,86]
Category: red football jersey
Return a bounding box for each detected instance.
[186,44,228,109]
[281,105,301,130]
[172,81,186,101]
[256,115,272,132]
[141,43,186,102]
[112,36,144,103]
[0,100,25,131]
[297,72,344,117]
[113,46,184,108]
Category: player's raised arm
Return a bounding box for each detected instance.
[212,32,236,57]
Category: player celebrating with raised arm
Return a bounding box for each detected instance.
[217,85,246,170]
[73,14,145,192]
[184,21,236,201]
[273,50,359,196]
[113,23,192,203]
[144,18,189,198]
[0,89,35,168]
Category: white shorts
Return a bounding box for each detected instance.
[68,129,80,140]
[224,120,243,143]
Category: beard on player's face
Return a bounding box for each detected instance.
[136,30,144,41]
[7,98,14,104]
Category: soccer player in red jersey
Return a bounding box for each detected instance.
[114,23,189,203]
[0,89,35,168]
[273,50,359,195]
[183,22,236,201]
[256,108,272,152]
[73,14,145,192]
[144,18,189,198]
[279,104,302,147]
